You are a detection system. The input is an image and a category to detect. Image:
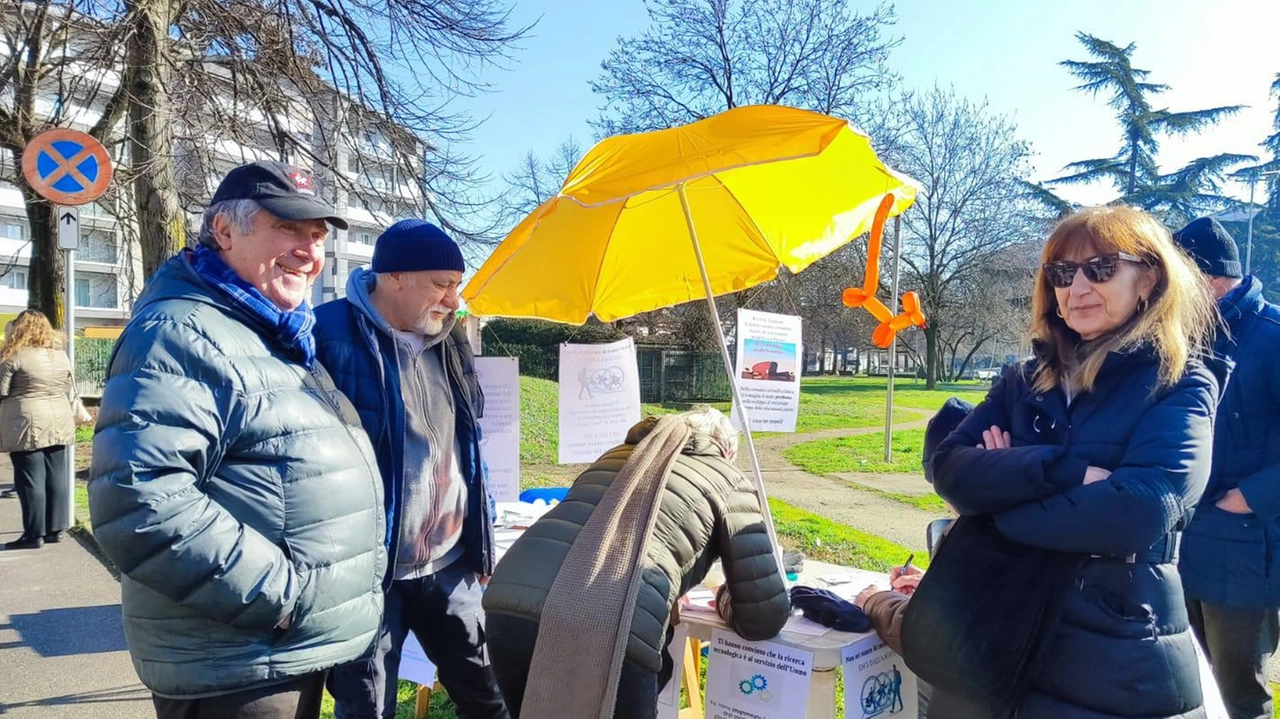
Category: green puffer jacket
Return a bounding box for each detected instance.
[88,254,387,698]
[483,418,790,672]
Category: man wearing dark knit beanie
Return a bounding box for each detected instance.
[1174,216,1280,719]
[314,219,507,719]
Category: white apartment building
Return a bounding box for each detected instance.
[0,43,426,330]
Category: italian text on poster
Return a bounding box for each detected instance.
[475,357,521,502]
[656,623,690,719]
[706,628,812,719]
[842,635,917,719]
[733,309,802,433]
[558,338,642,464]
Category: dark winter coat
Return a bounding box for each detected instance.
[482,417,790,673]
[1180,276,1280,608]
[313,283,493,579]
[88,255,387,698]
[928,345,1225,718]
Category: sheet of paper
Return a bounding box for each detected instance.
[732,309,803,433]
[558,338,641,463]
[656,623,690,719]
[843,635,918,718]
[705,629,812,719]
[474,357,521,501]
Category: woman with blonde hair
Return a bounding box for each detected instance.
[862,206,1227,717]
[1,309,75,550]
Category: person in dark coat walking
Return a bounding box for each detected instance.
[923,206,1226,717]
[1174,216,1280,719]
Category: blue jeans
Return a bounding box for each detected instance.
[327,560,508,719]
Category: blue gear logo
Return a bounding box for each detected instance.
[738,674,771,702]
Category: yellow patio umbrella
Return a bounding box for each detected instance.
[463,104,919,561]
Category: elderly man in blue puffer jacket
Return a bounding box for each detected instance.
[1175,217,1280,719]
[89,161,387,719]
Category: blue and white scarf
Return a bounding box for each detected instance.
[189,245,317,369]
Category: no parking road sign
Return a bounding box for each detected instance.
[21,128,113,205]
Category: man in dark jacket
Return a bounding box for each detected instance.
[1175,216,1280,719]
[89,161,387,718]
[314,220,505,719]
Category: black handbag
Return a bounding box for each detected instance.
[900,514,1085,714]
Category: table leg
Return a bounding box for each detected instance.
[680,636,704,718]
[806,667,838,719]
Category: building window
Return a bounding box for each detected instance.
[1,269,27,290]
[4,223,23,240]
[75,278,90,307]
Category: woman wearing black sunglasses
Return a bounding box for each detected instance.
[918,205,1228,718]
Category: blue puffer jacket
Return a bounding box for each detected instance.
[1180,276,1280,607]
[88,254,387,698]
[929,345,1226,718]
[313,270,494,580]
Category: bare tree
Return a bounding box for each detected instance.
[497,136,582,229]
[885,85,1043,389]
[0,0,128,327]
[591,0,899,136]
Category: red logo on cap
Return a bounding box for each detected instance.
[288,169,315,195]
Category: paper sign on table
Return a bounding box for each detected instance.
[706,628,812,718]
[733,309,803,433]
[399,631,437,687]
[475,356,521,501]
[656,623,690,719]
[842,635,917,718]
[558,338,642,464]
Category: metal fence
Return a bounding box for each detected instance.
[637,348,731,404]
[75,337,117,398]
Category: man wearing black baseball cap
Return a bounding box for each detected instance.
[1174,216,1280,719]
[88,161,385,718]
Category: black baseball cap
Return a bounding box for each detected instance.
[211,161,349,230]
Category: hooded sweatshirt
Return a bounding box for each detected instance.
[346,269,468,579]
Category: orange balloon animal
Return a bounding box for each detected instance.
[841,193,927,348]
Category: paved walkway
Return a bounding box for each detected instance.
[0,455,153,718]
[748,408,940,553]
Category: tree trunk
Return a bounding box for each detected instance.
[126,0,184,277]
[19,182,64,328]
[924,322,939,390]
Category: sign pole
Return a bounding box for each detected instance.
[884,216,901,463]
[60,205,79,530]
[23,129,111,533]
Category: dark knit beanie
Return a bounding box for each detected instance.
[371,219,465,273]
[1172,217,1242,278]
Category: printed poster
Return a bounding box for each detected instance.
[399,631,437,687]
[656,623,690,719]
[705,628,812,719]
[842,635,917,719]
[474,356,521,502]
[733,309,802,433]
[558,338,642,464]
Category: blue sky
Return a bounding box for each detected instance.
[449,0,1279,216]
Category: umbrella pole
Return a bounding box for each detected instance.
[676,182,786,579]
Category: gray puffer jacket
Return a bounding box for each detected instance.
[88,254,387,698]
[483,417,790,672]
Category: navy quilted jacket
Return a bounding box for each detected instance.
[929,345,1226,718]
[1180,277,1280,607]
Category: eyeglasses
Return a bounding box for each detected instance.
[1041,252,1145,289]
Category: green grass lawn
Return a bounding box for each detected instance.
[783,427,928,476]
[520,375,988,466]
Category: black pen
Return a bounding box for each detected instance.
[900,553,914,575]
